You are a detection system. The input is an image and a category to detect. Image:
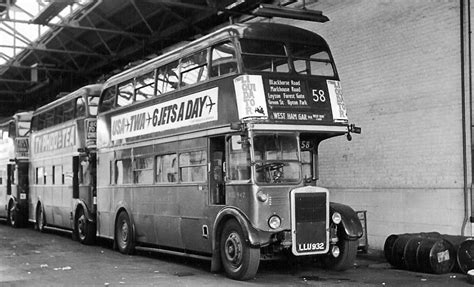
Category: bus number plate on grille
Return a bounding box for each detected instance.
[290,188,329,256]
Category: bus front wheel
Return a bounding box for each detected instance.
[36,205,46,232]
[220,219,260,280]
[322,238,358,271]
[115,211,134,254]
[75,208,96,245]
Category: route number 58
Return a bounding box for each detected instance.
[312,89,326,102]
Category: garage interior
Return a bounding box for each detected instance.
[0,0,326,117]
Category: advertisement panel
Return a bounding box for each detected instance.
[111,88,218,141]
[33,125,76,154]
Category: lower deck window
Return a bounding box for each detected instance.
[179,150,206,182]
[115,159,132,184]
[155,154,177,183]
[133,156,154,184]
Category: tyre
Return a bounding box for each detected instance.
[323,237,358,271]
[75,208,96,245]
[115,211,134,254]
[36,204,46,232]
[220,219,260,280]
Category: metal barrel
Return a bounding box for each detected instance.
[391,236,413,269]
[416,237,455,274]
[457,238,474,274]
[438,235,470,273]
[384,234,400,266]
[384,232,441,268]
[403,236,424,271]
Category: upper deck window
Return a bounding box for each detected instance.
[135,71,155,102]
[63,100,74,121]
[99,87,115,113]
[240,39,289,73]
[117,80,134,107]
[157,61,179,95]
[76,97,86,118]
[180,50,208,87]
[291,43,334,77]
[210,41,237,77]
[88,96,99,116]
[54,105,64,124]
[44,110,54,128]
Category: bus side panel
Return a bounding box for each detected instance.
[132,185,183,249]
[96,186,114,239]
[0,190,5,218]
[96,150,115,239]
[179,184,211,253]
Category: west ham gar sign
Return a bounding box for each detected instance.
[111,88,218,141]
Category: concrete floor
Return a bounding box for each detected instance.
[0,222,472,286]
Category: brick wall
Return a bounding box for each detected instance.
[276,0,467,249]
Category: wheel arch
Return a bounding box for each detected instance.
[330,202,363,240]
[73,199,94,222]
[7,195,17,211]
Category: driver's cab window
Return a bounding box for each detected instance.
[253,134,300,184]
[227,135,250,181]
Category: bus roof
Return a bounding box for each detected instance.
[33,84,102,115]
[0,111,33,128]
[103,23,329,89]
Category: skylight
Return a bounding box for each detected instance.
[0,0,92,66]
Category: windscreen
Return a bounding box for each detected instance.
[253,134,300,184]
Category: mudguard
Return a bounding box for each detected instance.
[73,200,94,222]
[330,202,363,240]
[211,207,271,272]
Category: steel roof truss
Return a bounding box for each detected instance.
[130,0,154,34]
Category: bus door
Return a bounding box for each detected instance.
[16,162,28,206]
[6,163,13,196]
[0,165,13,218]
[209,136,225,205]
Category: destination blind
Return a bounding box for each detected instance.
[263,77,348,123]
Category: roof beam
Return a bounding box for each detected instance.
[130,0,154,34]
[0,44,106,57]
[0,78,34,84]
[0,18,150,38]
[147,0,214,11]
[0,64,78,73]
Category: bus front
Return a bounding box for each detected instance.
[225,24,362,270]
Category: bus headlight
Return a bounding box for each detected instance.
[332,212,342,224]
[331,245,340,258]
[257,190,268,202]
[268,215,281,229]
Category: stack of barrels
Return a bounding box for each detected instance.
[384,232,474,274]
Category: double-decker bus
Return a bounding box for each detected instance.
[97,23,362,280]
[29,84,100,244]
[0,111,32,227]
